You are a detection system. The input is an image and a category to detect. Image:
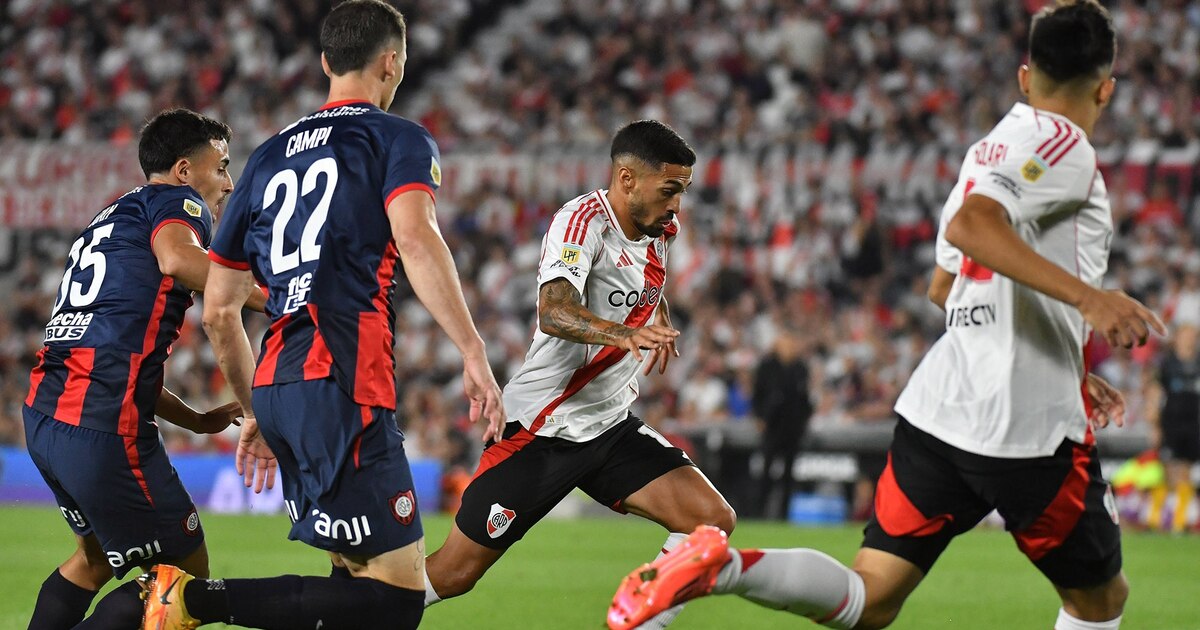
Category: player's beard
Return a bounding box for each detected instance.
[629,197,667,238]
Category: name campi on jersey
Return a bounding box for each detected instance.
[285,126,332,158]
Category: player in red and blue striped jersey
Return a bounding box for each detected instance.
[138,3,505,629]
[24,109,265,630]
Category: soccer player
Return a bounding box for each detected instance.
[422,119,736,629]
[24,108,263,630]
[1148,324,1199,532]
[139,2,504,629]
[608,3,1164,630]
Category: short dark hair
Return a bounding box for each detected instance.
[610,120,696,169]
[1029,0,1116,84]
[321,0,407,75]
[138,108,231,178]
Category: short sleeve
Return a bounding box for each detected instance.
[208,177,252,270]
[537,204,604,295]
[382,121,441,209]
[969,127,1095,225]
[148,188,212,249]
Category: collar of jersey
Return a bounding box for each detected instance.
[319,99,376,111]
[1015,102,1084,136]
[595,189,651,244]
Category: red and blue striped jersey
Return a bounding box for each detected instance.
[26,184,214,438]
[208,101,441,410]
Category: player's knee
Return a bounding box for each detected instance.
[706,500,737,534]
[430,563,484,599]
[855,602,902,630]
[1094,573,1129,618]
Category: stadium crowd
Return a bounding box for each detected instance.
[1,0,1198,510]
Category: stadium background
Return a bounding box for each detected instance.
[0,0,1199,617]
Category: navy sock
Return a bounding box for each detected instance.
[208,575,423,630]
[329,564,352,579]
[72,580,143,629]
[28,569,98,630]
[182,579,230,624]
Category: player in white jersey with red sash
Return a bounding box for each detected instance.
[424,120,735,628]
[609,4,1163,630]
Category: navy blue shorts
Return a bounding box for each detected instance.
[23,405,204,578]
[252,379,422,555]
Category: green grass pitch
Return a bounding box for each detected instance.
[1,506,1198,629]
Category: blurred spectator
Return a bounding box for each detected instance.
[751,328,812,520]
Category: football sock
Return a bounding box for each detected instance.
[1054,608,1121,629]
[712,548,864,630]
[636,532,689,629]
[28,568,98,630]
[1171,482,1194,533]
[423,567,442,608]
[73,580,144,629]
[186,575,424,629]
[1147,485,1168,530]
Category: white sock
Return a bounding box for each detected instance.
[713,548,865,630]
[1055,608,1121,629]
[634,532,689,629]
[424,567,442,608]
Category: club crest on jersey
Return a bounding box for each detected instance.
[560,245,582,265]
[430,157,442,187]
[183,198,203,217]
[182,508,201,537]
[390,489,416,525]
[486,503,516,539]
[1021,156,1047,182]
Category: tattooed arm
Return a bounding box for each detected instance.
[538,278,678,361]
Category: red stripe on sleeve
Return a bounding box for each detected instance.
[1040,127,1074,161]
[1036,119,1065,156]
[52,348,95,426]
[385,183,435,209]
[151,219,202,250]
[208,249,250,270]
[1048,134,1082,166]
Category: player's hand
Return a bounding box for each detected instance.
[236,417,277,493]
[617,325,679,362]
[1076,288,1165,349]
[642,309,680,376]
[463,353,505,444]
[1084,373,1126,430]
[192,401,244,434]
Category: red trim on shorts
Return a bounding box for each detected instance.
[471,424,537,480]
[385,183,435,208]
[53,348,95,425]
[124,435,154,507]
[353,406,373,470]
[151,219,202,250]
[874,454,954,537]
[25,347,47,406]
[1013,443,1091,561]
[320,99,372,111]
[737,549,765,572]
[254,315,291,387]
[208,249,250,271]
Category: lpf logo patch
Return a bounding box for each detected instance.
[486,503,516,539]
[182,507,201,536]
[1021,156,1047,182]
[183,198,204,217]
[561,245,581,265]
[390,490,417,526]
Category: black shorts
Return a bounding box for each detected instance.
[456,413,693,549]
[863,417,1121,589]
[1160,403,1200,463]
